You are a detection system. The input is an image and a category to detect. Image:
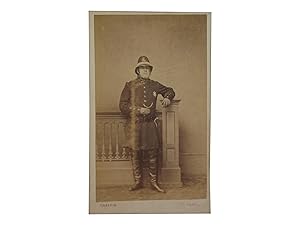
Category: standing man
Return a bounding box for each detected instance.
[119,56,175,193]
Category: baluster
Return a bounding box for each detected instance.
[101,123,106,161]
[115,122,120,160]
[96,122,100,160]
[96,122,98,159]
[108,123,113,161]
[121,123,128,159]
[121,147,127,159]
[96,145,99,160]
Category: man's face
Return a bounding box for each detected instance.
[138,65,151,79]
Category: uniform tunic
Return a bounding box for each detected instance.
[119,77,175,150]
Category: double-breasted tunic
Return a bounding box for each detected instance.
[119,77,175,150]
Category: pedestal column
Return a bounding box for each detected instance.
[160,99,182,187]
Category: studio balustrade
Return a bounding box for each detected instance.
[96,100,182,186]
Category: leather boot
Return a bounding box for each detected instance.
[129,151,143,191]
[149,149,165,193]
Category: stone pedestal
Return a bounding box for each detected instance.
[160,99,182,187]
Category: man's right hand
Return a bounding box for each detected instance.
[140,107,150,115]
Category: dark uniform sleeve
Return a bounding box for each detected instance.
[156,81,175,101]
[119,82,141,116]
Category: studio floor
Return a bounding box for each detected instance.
[96,175,207,202]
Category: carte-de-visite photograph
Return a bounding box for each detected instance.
[89,11,211,213]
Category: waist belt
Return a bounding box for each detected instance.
[135,114,157,122]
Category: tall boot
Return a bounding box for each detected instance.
[149,149,165,193]
[129,150,143,191]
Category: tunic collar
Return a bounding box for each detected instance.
[136,77,151,84]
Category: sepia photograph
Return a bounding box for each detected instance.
[89,11,211,213]
[3,0,300,223]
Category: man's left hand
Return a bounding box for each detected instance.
[161,98,171,107]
